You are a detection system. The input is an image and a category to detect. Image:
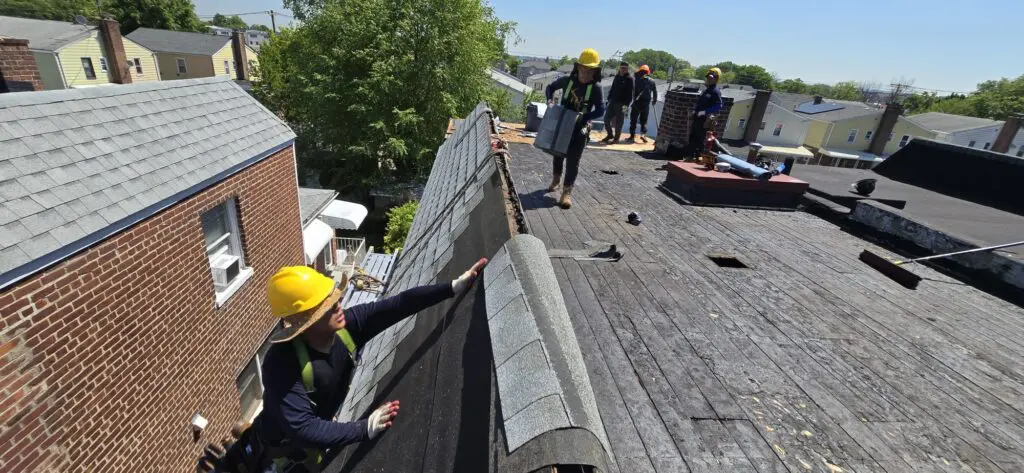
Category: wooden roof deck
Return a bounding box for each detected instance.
[507,142,1024,473]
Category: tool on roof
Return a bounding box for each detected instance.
[627,211,642,225]
[859,240,1024,289]
[548,240,623,261]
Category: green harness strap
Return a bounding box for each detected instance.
[561,79,593,111]
[292,328,357,393]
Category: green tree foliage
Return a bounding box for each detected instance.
[903,74,1024,120]
[806,83,833,97]
[828,81,861,101]
[209,13,247,30]
[622,49,688,76]
[254,0,514,194]
[0,0,96,21]
[505,55,521,74]
[732,64,774,90]
[249,24,273,33]
[776,78,808,93]
[103,0,206,33]
[383,200,419,253]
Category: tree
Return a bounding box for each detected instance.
[383,200,419,253]
[254,0,515,194]
[807,83,833,97]
[777,78,808,93]
[249,24,273,33]
[0,0,96,21]
[828,81,861,101]
[209,13,247,30]
[103,0,206,33]
[902,74,1024,120]
[622,49,687,76]
[732,64,774,90]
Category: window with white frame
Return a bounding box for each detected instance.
[773,123,783,137]
[99,57,108,72]
[224,60,231,74]
[133,58,143,75]
[1017,147,1024,157]
[236,335,273,422]
[81,58,96,79]
[738,118,746,130]
[899,135,911,147]
[176,58,187,74]
[865,130,873,141]
[968,140,976,147]
[983,142,991,150]
[847,129,858,143]
[202,199,252,305]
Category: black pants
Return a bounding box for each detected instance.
[553,125,588,187]
[685,115,707,157]
[630,101,651,134]
[604,101,627,139]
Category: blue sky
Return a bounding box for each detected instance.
[193,0,1021,93]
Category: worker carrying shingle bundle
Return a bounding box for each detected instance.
[601,61,634,144]
[545,48,606,209]
[202,260,487,473]
[684,67,724,158]
[627,64,658,143]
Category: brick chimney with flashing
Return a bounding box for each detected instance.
[0,38,43,93]
[98,18,132,84]
[868,103,901,155]
[991,114,1021,154]
[231,30,249,81]
[655,88,734,155]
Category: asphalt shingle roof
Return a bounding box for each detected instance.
[908,112,1004,133]
[297,187,337,226]
[126,27,231,56]
[0,76,295,286]
[770,91,881,122]
[0,16,94,51]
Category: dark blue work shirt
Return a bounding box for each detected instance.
[695,85,723,115]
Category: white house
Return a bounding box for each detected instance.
[487,68,534,106]
[909,112,1024,157]
[526,71,564,93]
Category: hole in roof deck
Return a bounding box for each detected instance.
[707,254,748,269]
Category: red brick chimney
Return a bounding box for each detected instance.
[0,38,43,93]
[231,30,249,81]
[868,102,901,155]
[98,18,132,84]
[813,95,823,105]
[991,114,1021,154]
[743,90,771,143]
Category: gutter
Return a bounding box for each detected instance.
[54,52,68,89]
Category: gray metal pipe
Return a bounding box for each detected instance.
[715,153,772,181]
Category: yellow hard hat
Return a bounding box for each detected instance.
[577,48,600,68]
[266,266,345,343]
[707,67,723,79]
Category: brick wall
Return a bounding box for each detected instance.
[655,88,734,153]
[0,146,304,472]
[0,39,43,93]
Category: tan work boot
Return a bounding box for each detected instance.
[548,174,561,193]
[559,186,573,209]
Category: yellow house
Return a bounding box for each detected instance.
[127,28,258,82]
[0,15,160,89]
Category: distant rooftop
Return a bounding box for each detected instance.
[909,111,1004,133]
[0,15,94,51]
[298,187,337,227]
[127,27,231,55]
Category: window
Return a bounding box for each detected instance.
[759,122,766,131]
[224,60,231,74]
[968,140,977,147]
[202,199,252,306]
[99,57,108,72]
[847,129,859,143]
[772,123,783,137]
[133,58,143,76]
[176,58,187,74]
[534,83,543,90]
[983,142,991,150]
[865,130,873,141]
[81,58,96,79]
[738,118,746,130]
[1017,148,1024,157]
[899,135,911,147]
[236,335,273,422]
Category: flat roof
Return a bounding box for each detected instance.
[508,142,1024,472]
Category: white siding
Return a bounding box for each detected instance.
[947,124,1024,156]
[756,103,812,147]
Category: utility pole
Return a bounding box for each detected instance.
[268,10,277,34]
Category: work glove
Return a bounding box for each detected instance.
[367,401,400,439]
[452,258,488,294]
[697,111,706,117]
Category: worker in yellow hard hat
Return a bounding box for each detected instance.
[544,48,606,209]
[237,259,487,471]
[627,64,658,143]
[684,67,724,158]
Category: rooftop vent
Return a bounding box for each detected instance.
[707,254,748,268]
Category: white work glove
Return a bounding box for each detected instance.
[452,258,488,294]
[367,401,400,439]
[697,111,706,117]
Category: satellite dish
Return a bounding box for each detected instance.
[73,15,88,25]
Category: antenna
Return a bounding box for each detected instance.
[73,15,88,25]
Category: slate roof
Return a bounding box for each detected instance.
[0,76,295,288]
[126,28,231,56]
[0,16,94,51]
[326,103,612,472]
[297,187,337,227]
[908,111,1004,133]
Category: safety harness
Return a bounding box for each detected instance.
[561,79,593,113]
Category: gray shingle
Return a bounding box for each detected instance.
[18,173,57,195]
[0,245,30,273]
[0,221,31,249]
[18,232,60,259]
[503,394,571,451]
[0,178,29,202]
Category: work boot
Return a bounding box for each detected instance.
[611,138,620,144]
[626,134,636,143]
[547,174,561,193]
[640,135,648,143]
[559,186,573,209]
[601,135,613,144]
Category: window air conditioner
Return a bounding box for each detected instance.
[211,254,241,290]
